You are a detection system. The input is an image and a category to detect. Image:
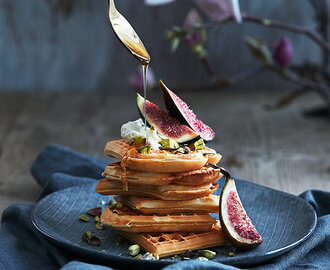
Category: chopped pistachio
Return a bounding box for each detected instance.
[79,215,89,222]
[194,139,205,150]
[131,136,146,144]
[116,202,123,208]
[95,222,104,230]
[115,235,123,246]
[82,231,92,242]
[109,204,117,210]
[135,254,142,259]
[109,202,123,210]
[196,256,208,260]
[181,249,194,258]
[198,250,216,259]
[94,216,100,222]
[138,145,151,154]
[159,139,179,150]
[108,200,115,206]
[140,252,159,260]
[175,147,189,154]
[128,244,141,256]
[228,252,235,257]
[88,236,102,246]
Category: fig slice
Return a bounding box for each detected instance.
[136,93,199,143]
[219,177,263,250]
[160,80,215,141]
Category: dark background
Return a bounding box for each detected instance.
[0,0,323,91]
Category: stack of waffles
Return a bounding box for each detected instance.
[95,139,228,257]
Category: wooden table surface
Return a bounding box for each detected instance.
[0,89,329,216]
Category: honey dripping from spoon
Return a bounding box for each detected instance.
[107,0,151,191]
[108,0,151,142]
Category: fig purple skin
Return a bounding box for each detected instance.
[219,177,263,250]
[160,80,215,141]
[136,93,199,143]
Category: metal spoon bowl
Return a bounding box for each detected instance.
[108,0,150,64]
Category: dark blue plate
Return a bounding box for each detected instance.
[31,179,316,269]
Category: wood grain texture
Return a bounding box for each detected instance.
[0,89,329,217]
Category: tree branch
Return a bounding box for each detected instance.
[200,57,218,80]
[242,13,330,53]
[268,66,330,103]
[197,13,330,54]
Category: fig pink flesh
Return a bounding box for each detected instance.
[227,191,262,241]
[145,100,197,138]
[163,84,215,141]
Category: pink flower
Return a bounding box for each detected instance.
[272,37,293,67]
[129,66,156,93]
[193,0,242,23]
[183,9,206,46]
[144,0,175,6]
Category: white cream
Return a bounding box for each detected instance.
[121,119,162,150]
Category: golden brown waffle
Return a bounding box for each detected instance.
[104,140,130,161]
[119,221,228,257]
[114,195,219,214]
[201,147,222,165]
[101,206,216,233]
[104,139,221,173]
[102,163,222,186]
[95,179,219,200]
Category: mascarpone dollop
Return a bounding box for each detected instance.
[121,119,162,150]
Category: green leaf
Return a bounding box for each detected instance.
[244,36,273,66]
[170,38,180,53]
[192,44,207,59]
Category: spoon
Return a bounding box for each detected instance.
[108,0,151,64]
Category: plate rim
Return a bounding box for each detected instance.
[31,180,317,267]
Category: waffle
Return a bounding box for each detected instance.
[114,195,219,214]
[95,179,219,200]
[104,140,221,173]
[201,147,222,165]
[101,206,216,233]
[102,163,222,186]
[119,220,228,257]
[104,139,129,161]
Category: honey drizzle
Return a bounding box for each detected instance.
[142,63,148,142]
[108,0,151,192]
[121,167,128,191]
[120,154,128,191]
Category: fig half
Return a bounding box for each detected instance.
[160,80,215,141]
[219,177,263,250]
[136,94,199,143]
